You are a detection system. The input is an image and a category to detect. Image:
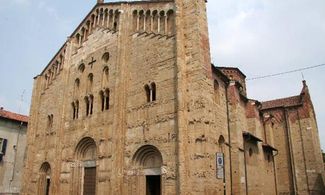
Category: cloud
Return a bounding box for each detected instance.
[38,1,60,20]
[207,0,325,149]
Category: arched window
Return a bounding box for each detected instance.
[85,97,90,116]
[218,135,225,146]
[75,100,79,119]
[152,10,159,33]
[38,162,51,195]
[87,73,94,93]
[144,84,150,102]
[102,66,109,87]
[133,10,138,32]
[72,100,79,120]
[47,114,53,129]
[113,10,120,31]
[145,10,151,32]
[74,78,80,97]
[139,10,144,31]
[144,83,157,103]
[78,63,85,73]
[159,11,166,34]
[108,10,114,29]
[105,89,110,110]
[214,80,220,104]
[72,102,76,120]
[167,10,175,35]
[102,52,110,63]
[151,82,156,101]
[100,91,105,111]
[89,95,94,115]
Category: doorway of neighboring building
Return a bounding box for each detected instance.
[83,167,96,195]
[146,175,161,195]
[45,177,51,195]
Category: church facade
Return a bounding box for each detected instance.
[22,0,325,194]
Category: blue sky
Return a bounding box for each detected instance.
[0,0,325,149]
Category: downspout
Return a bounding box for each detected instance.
[263,116,278,194]
[9,121,23,192]
[284,108,298,194]
[297,110,310,193]
[273,150,279,195]
[225,83,233,195]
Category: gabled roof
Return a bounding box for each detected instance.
[261,95,302,110]
[0,108,28,123]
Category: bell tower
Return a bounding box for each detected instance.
[97,0,104,4]
[173,0,216,194]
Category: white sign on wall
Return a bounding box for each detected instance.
[216,153,224,179]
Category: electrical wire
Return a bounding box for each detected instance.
[247,63,325,81]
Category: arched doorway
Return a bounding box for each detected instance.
[38,162,51,195]
[132,145,163,195]
[73,137,97,195]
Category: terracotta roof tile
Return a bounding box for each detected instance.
[0,108,29,123]
[261,95,302,110]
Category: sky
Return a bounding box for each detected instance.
[0,0,324,148]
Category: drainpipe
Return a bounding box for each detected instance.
[272,150,279,195]
[283,108,298,194]
[225,83,233,195]
[263,116,279,195]
[297,110,310,194]
[9,121,23,192]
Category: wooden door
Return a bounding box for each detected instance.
[83,167,96,195]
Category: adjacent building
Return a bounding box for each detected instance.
[22,0,325,194]
[0,107,28,195]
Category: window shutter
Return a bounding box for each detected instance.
[1,139,7,155]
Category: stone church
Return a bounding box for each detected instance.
[22,0,325,194]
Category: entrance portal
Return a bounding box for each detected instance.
[146,175,161,195]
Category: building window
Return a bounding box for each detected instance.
[144,82,157,103]
[72,100,79,120]
[78,63,85,73]
[47,114,53,129]
[214,80,220,104]
[74,78,80,97]
[100,91,105,111]
[151,82,156,101]
[0,138,8,158]
[105,89,110,110]
[85,95,94,116]
[99,89,110,111]
[87,73,94,93]
[102,52,110,63]
[249,148,253,157]
[102,66,109,87]
[144,84,150,102]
